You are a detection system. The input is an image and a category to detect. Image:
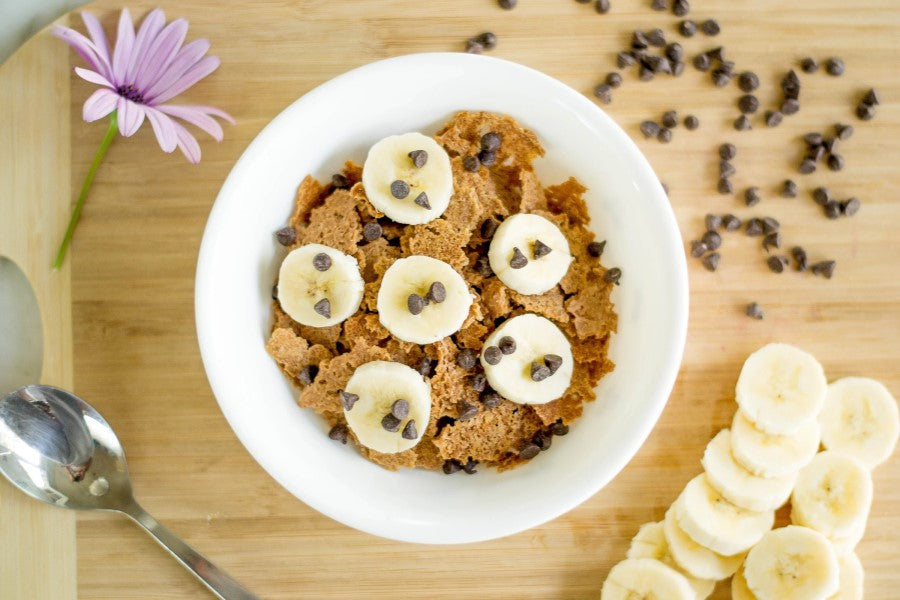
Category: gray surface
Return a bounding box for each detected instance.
[0,0,88,66]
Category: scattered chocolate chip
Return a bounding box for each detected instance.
[297,365,318,386]
[723,214,742,231]
[856,103,876,121]
[532,239,552,259]
[862,88,880,106]
[481,392,501,408]
[767,255,788,273]
[811,260,836,279]
[825,57,845,76]
[390,399,410,420]
[407,293,427,315]
[804,132,824,146]
[476,31,498,50]
[651,0,668,9]
[701,19,720,36]
[470,373,487,393]
[647,28,667,47]
[401,419,418,440]
[480,218,499,239]
[312,252,332,272]
[534,432,553,451]
[718,178,734,195]
[475,255,493,277]
[705,213,723,230]
[684,115,700,130]
[702,230,722,251]
[800,57,818,73]
[665,43,684,64]
[458,402,479,421]
[782,70,801,95]
[520,443,541,459]
[660,111,677,129]
[463,155,480,172]
[381,413,401,432]
[588,240,606,257]
[363,221,383,241]
[702,252,720,271]
[328,424,349,444]
[647,55,673,74]
[465,39,484,54]
[314,298,331,318]
[693,53,711,72]
[606,72,623,89]
[632,30,649,50]
[480,133,502,154]
[707,46,725,61]
[781,98,800,115]
[641,120,661,138]
[417,357,433,378]
[792,246,808,271]
[745,187,761,207]
[509,247,528,269]
[827,154,844,171]
[734,114,752,131]
[657,127,673,143]
[690,240,708,258]
[824,200,841,219]
[483,346,502,365]
[462,458,479,474]
[809,144,827,162]
[746,218,764,236]
[390,180,410,199]
[332,174,353,190]
[812,187,830,206]
[738,94,759,114]
[617,51,637,68]
[762,217,780,233]
[762,231,782,251]
[271,283,278,300]
[426,281,446,303]
[593,83,613,104]
[836,123,854,140]
[823,137,839,154]
[544,354,563,375]
[720,161,736,177]
[595,0,611,13]
[498,336,517,355]
[841,197,860,216]
[552,422,570,436]
[746,302,764,320]
[798,158,817,174]
[604,267,622,284]
[408,149,428,168]
[672,0,690,17]
[713,69,732,87]
[737,71,759,93]
[340,391,359,411]
[275,226,296,246]
[661,182,670,195]
[442,459,461,474]
[479,149,498,167]
[782,179,798,198]
[457,348,477,369]
[679,19,697,37]
[498,0,517,8]
[765,110,784,128]
[530,362,551,382]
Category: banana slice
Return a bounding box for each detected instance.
[702,429,796,512]
[743,525,839,600]
[730,409,821,478]
[479,313,573,405]
[627,521,716,598]
[277,243,364,327]
[600,558,695,600]
[791,451,873,539]
[487,213,574,295]
[828,552,864,600]
[376,255,472,344]
[673,474,774,557]
[828,520,866,556]
[731,565,757,600]
[361,132,453,224]
[663,508,744,581]
[735,343,827,435]
[342,361,431,454]
[819,377,899,469]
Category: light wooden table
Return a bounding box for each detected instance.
[2,0,898,598]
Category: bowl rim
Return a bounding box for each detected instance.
[195,51,689,544]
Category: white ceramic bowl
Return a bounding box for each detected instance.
[196,53,688,544]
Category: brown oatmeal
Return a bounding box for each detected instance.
[266,111,617,472]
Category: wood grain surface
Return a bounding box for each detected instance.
[3,0,898,598]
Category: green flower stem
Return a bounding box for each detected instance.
[53,112,118,270]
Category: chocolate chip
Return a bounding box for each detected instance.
[390,180,410,199]
[416,357,434,378]
[483,346,502,365]
[426,281,446,303]
[328,424,349,444]
[362,221,382,242]
[646,55,672,74]
[781,98,800,115]
[458,402,479,421]
[544,354,563,375]
[762,217,780,233]
[804,132,824,147]
[407,293,427,315]
[478,133,502,154]
[737,71,759,93]
[481,392,501,408]
[657,127,673,143]
[701,19,720,35]
[693,53,711,72]
[665,43,684,64]
[744,187,761,207]
[588,240,606,257]
[476,31,498,50]
[520,443,541,459]
[765,110,784,128]
[824,200,841,219]
[746,218,764,236]
[679,19,697,37]
[738,94,759,114]
[684,115,700,130]
[532,239,553,259]
[827,154,844,171]
[465,39,484,54]
[534,432,552,451]
[720,161,736,177]
[718,178,734,195]
[331,173,350,189]
[407,149,428,169]
[647,28,667,47]
[782,180,798,198]
[662,182,669,195]
[702,252,720,271]
[641,120,661,138]
[470,373,487,393]
[792,246,808,271]
[798,158,817,174]
[762,232,782,251]
[782,70,801,95]
[705,213,723,230]
[723,214,742,231]
[498,336,517,355]
[442,459,461,474]
[672,0,690,17]
[340,391,359,411]
[713,69,732,87]
[825,57,844,76]
[401,419,418,440]
[593,83,613,104]
[841,197,860,216]
[479,149,499,167]
[632,30,649,50]
[836,123,854,140]
[702,230,722,251]
[719,143,737,161]
[811,260,836,279]
[595,0,611,13]
[275,226,296,246]
[604,267,622,285]
[463,155,480,172]
[862,88,880,106]
[809,144,827,162]
[475,255,493,277]
[856,103,876,121]
[801,57,818,73]
[480,218,498,239]
[381,413,401,432]
[271,283,278,300]
[651,0,668,9]
[510,247,528,269]
[312,252,332,272]
[767,255,788,273]
[462,458,479,474]
[690,240,708,258]
[604,73,623,90]
[297,365,318,385]
[812,187,830,206]
[617,51,637,68]
[552,422,570,436]
[718,58,734,72]
[450,349,474,371]
[662,110,678,129]
[746,302,763,320]
[314,298,331,319]
[389,399,410,420]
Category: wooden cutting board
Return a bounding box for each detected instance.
[2,0,898,598]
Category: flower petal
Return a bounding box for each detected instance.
[82,88,119,122]
[111,8,135,84]
[125,8,166,84]
[133,19,188,91]
[117,97,146,137]
[52,26,110,78]
[156,105,225,141]
[74,67,113,89]
[141,38,210,101]
[147,55,220,105]
[172,121,201,164]
[80,12,111,75]
[143,106,178,153]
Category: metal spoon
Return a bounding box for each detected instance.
[0,385,259,600]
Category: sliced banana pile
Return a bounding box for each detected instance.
[277,243,365,327]
[376,255,473,344]
[479,313,573,405]
[487,213,574,295]
[361,132,453,225]
[601,343,899,600]
[341,361,431,454]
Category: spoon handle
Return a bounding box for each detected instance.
[121,501,260,600]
